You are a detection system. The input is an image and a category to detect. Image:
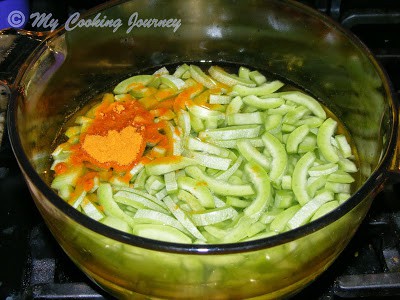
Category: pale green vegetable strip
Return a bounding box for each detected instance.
[260,209,283,224]
[188,105,225,120]
[262,132,288,181]
[191,207,238,226]
[209,94,232,104]
[145,157,197,175]
[51,167,83,190]
[287,190,334,229]
[113,75,154,94]
[279,91,326,119]
[185,166,254,196]
[226,96,243,115]
[206,138,264,149]
[327,170,355,183]
[223,216,254,243]
[177,190,204,211]
[338,158,358,173]
[100,216,131,232]
[238,66,251,80]
[216,156,243,181]
[243,162,272,220]
[292,151,316,205]
[242,95,284,109]
[325,182,351,193]
[177,176,215,208]
[249,70,267,85]
[286,125,310,153]
[237,140,271,170]
[232,81,284,96]
[163,196,206,241]
[281,175,292,190]
[187,137,230,157]
[178,109,191,139]
[308,163,338,177]
[186,151,232,171]
[270,205,301,233]
[264,114,282,131]
[173,64,189,78]
[317,118,340,163]
[199,125,261,140]
[283,106,311,124]
[227,112,264,125]
[307,175,328,198]
[226,196,250,208]
[97,184,135,226]
[189,65,217,89]
[335,134,352,158]
[310,201,340,221]
[133,209,187,232]
[113,186,164,205]
[164,172,178,193]
[132,224,192,244]
[209,66,256,87]
[160,74,186,90]
[296,116,324,128]
[129,163,144,177]
[274,190,295,209]
[114,191,169,214]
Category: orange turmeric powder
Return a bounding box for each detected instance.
[71,94,172,172]
[82,126,143,166]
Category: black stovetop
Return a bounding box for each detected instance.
[2,0,400,299]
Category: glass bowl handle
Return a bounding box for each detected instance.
[388,108,400,181]
[0,28,48,146]
[0,28,48,86]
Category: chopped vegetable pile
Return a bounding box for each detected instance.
[51,64,358,244]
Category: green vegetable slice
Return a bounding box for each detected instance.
[269,205,301,233]
[185,151,232,171]
[114,190,169,214]
[100,216,131,232]
[279,91,326,119]
[287,190,334,229]
[242,94,284,109]
[163,196,206,241]
[262,132,288,181]
[209,65,256,87]
[132,224,192,244]
[97,183,135,227]
[308,163,338,177]
[232,81,284,96]
[113,75,154,94]
[145,157,197,176]
[286,125,310,154]
[177,176,215,208]
[160,75,186,90]
[310,201,339,221]
[317,118,340,163]
[133,209,187,232]
[189,65,217,89]
[199,125,261,140]
[191,207,238,226]
[186,137,230,157]
[292,151,316,205]
[226,112,264,125]
[243,162,272,220]
[185,166,255,196]
[237,140,271,170]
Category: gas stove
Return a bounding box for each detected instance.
[1,0,400,299]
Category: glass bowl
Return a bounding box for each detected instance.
[5,0,399,298]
